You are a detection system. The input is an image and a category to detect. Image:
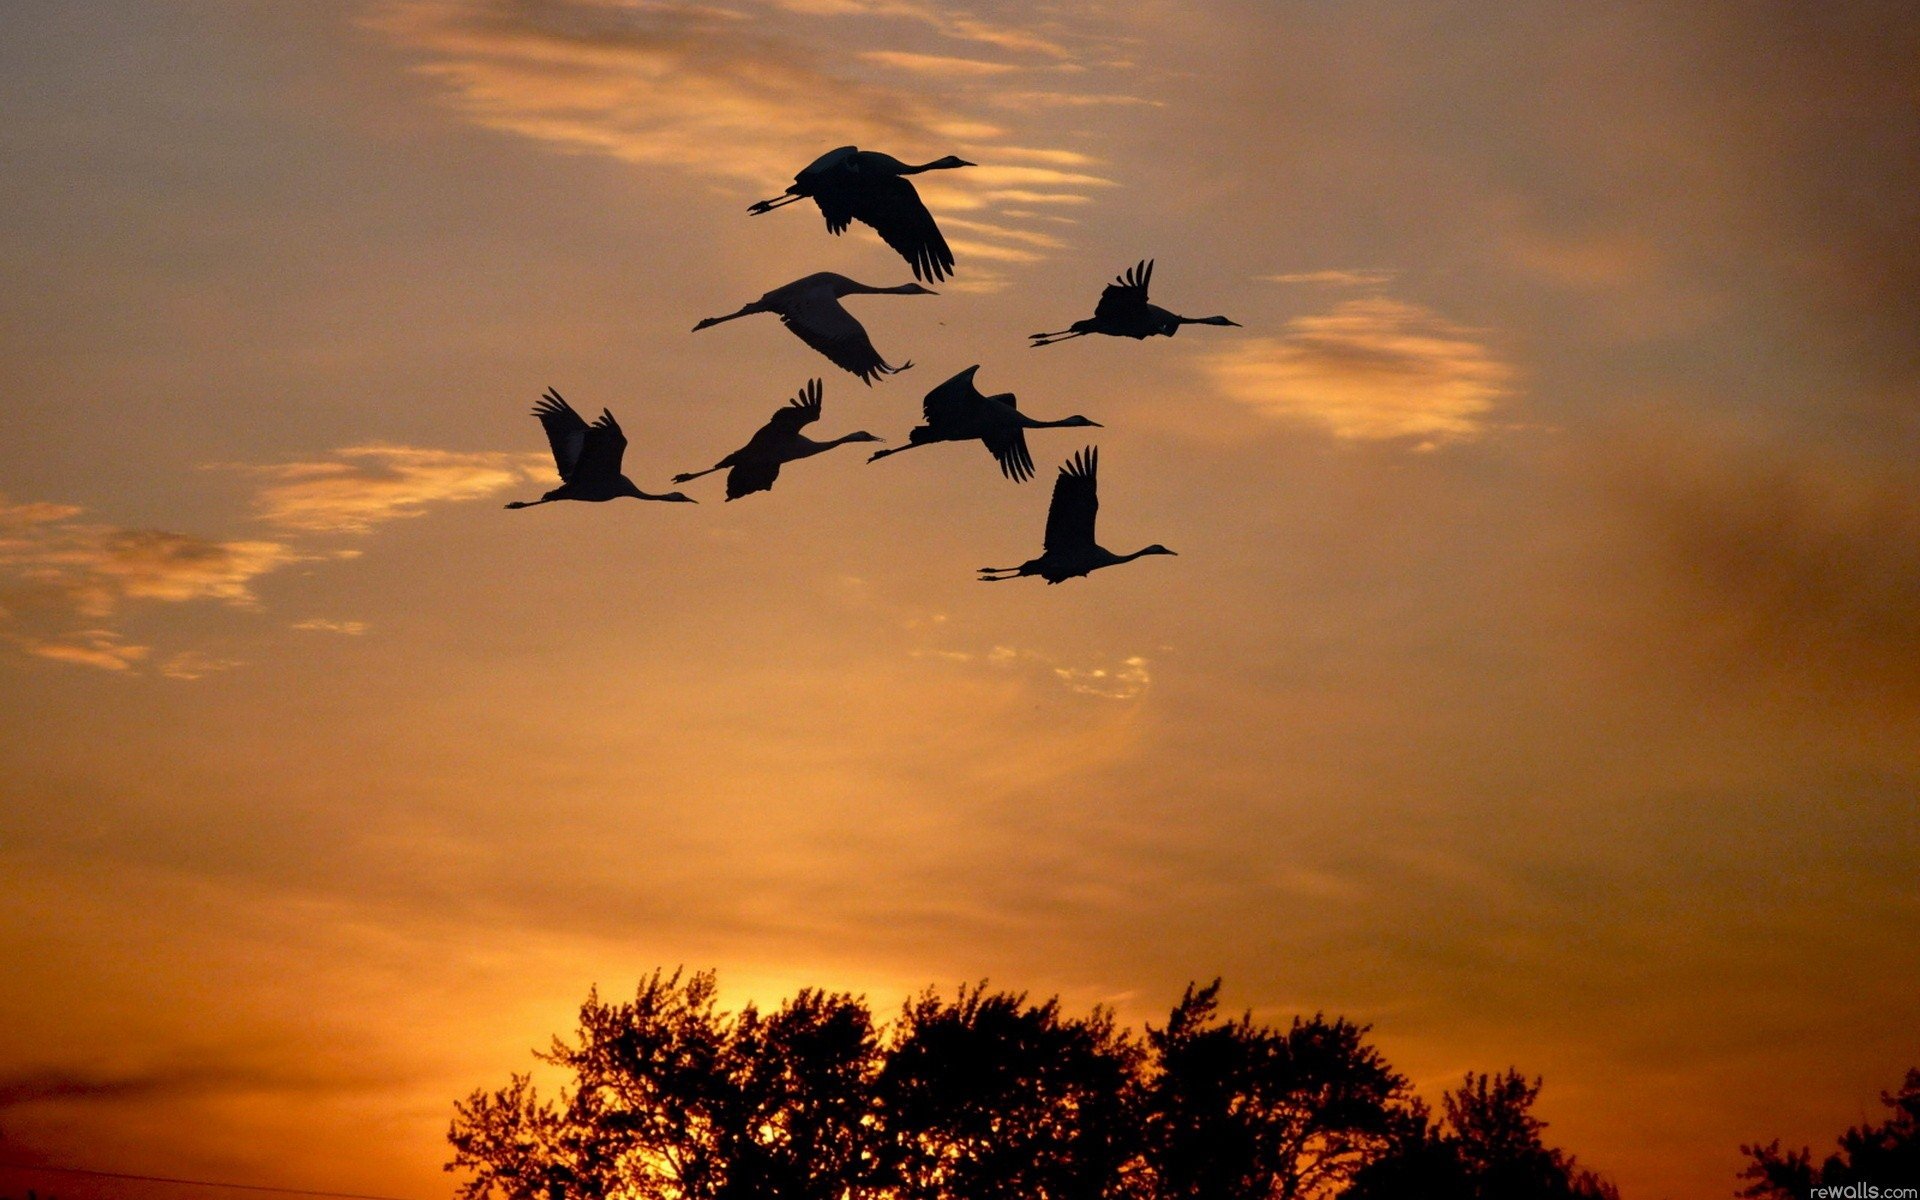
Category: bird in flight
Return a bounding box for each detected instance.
[868,365,1102,482]
[979,448,1176,583]
[672,378,883,501]
[505,389,695,508]
[1030,260,1240,346]
[693,272,933,385]
[747,146,975,283]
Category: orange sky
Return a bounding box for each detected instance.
[3,3,1918,1197]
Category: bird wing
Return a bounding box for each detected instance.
[1043,447,1099,552]
[850,175,954,283]
[783,294,896,384]
[814,186,857,236]
[576,407,630,481]
[762,377,823,437]
[1093,259,1153,319]
[797,145,857,180]
[725,459,782,500]
[981,424,1035,483]
[532,389,590,482]
[920,366,983,426]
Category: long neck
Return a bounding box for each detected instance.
[845,282,926,296]
[797,433,870,457]
[1115,546,1160,565]
[1178,314,1236,326]
[900,159,950,175]
[1028,414,1093,429]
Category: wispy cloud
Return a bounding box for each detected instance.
[0,440,520,672]
[0,496,308,674]
[0,498,307,621]
[940,217,1068,250]
[917,643,1154,702]
[368,0,1104,273]
[368,0,1003,182]
[8,630,151,673]
[1202,298,1514,444]
[1053,655,1152,700]
[1262,269,1396,287]
[767,0,1073,59]
[990,146,1104,166]
[985,91,1161,109]
[159,651,246,681]
[0,1058,386,1108]
[292,618,370,636]
[240,445,545,534]
[860,50,1018,76]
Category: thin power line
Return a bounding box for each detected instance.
[0,1162,422,1200]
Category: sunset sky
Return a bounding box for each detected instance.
[3,3,1918,1197]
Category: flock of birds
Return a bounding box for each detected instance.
[506,146,1240,583]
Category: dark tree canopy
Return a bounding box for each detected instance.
[448,969,1620,1200]
[1345,1070,1617,1200]
[1740,1068,1920,1200]
[1145,980,1412,1200]
[878,984,1146,1200]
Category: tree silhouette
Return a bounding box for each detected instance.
[876,984,1147,1200]
[448,969,883,1200]
[1740,1067,1920,1199]
[1143,980,1412,1200]
[448,969,1622,1200]
[713,986,884,1200]
[1345,1070,1618,1200]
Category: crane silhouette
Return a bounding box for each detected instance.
[672,378,882,501]
[979,448,1175,583]
[1030,260,1240,346]
[867,365,1101,482]
[746,146,974,282]
[505,389,695,508]
[693,272,933,385]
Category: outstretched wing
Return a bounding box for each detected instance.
[796,145,857,181]
[850,176,954,283]
[981,424,1035,482]
[783,294,906,384]
[766,377,823,436]
[1043,447,1099,552]
[814,186,856,237]
[1093,260,1153,320]
[920,365,984,427]
[576,407,629,482]
[532,389,590,481]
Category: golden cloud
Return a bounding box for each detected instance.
[766,0,1073,59]
[242,445,546,534]
[367,0,1099,268]
[9,630,151,673]
[917,644,1154,702]
[370,0,1001,179]
[159,650,247,681]
[859,50,1019,76]
[292,618,371,636]
[1261,269,1396,287]
[0,502,307,622]
[1202,298,1514,444]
